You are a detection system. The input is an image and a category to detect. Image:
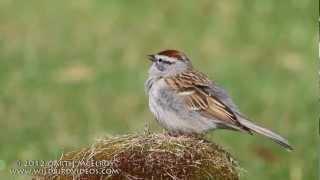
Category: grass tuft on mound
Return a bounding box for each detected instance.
[34,133,240,180]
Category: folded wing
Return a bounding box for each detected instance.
[164,71,251,132]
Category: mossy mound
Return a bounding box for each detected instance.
[33,133,239,180]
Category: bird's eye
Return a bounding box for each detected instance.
[158,58,173,65]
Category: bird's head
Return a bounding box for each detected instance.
[147,49,192,78]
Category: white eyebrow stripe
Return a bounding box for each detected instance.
[155,55,177,63]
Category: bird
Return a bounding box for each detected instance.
[145,49,293,151]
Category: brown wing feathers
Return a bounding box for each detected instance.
[165,71,251,132]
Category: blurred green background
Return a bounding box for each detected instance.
[0,0,317,179]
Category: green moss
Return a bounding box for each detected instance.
[34,133,239,180]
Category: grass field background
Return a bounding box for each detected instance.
[0,0,317,179]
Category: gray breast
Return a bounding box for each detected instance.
[146,78,217,133]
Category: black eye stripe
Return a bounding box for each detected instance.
[158,58,173,65]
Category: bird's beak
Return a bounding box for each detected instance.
[147,54,155,62]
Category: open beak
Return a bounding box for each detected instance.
[147,54,155,62]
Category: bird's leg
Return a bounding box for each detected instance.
[144,119,151,135]
[167,131,181,137]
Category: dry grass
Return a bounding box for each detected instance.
[33,133,239,180]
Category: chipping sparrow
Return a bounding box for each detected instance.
[145,49,293,150]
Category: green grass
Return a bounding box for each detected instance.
[0,0,317,179]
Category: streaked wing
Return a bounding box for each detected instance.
[164,71,243,127]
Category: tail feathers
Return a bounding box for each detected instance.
[238,117,293,151]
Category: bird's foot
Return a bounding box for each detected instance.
[166,132,208,142]
[167,131,181,137]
